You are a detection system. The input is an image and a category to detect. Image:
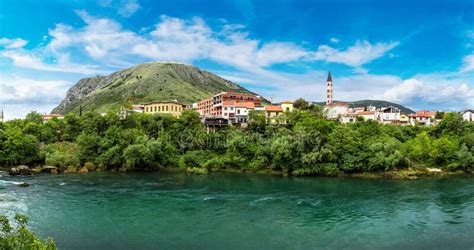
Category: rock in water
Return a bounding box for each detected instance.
[79,167,88,174]
[18,182,30,187]
[9,165,32,176]
[42,166,59,174]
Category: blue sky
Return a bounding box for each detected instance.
[0,0,473,119]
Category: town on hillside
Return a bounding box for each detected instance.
[40,72,474,125]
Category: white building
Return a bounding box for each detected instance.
[235,102,255,123]
[131,105,144,113]
[379,106,401,124]
[462,110,474,122]
[222,101,237,123]
[325,101,349,120]
[340,114,357,124]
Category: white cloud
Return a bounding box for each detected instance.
[98,0,140,17]
[0,76,72,120]
[330,37,339,43]
[378,74,474,110]
[0,78,70,105]
[461,54,474,72]
[31,13,398,74]
[309,40,400,68]
[0,38,28,49]
[1,50,106,74]
[97,0,113,7]
[117,0,140,17]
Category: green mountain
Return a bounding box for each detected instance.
[313,100,414,114]
[52,62,261,114]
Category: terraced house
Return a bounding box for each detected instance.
[265,101,294,124]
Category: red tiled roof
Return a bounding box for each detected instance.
[236,102,255,109]
[410,110,436,118]
[265,105,283,112]
[281,100,293,104]
[223,100,236,106]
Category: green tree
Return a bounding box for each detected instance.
[430,136,459,166]
[0,128,38,166]
[457,143,473,171]
[123,143,152,170]
[76,132,101,163]
[63,113,82,141]
[436,112,466,136]
[403,131,432,163]
[248,110,266,132]
[24,111,43,124]
[0,214,56,250]
[366,138,404,171]
[293,98,309,110]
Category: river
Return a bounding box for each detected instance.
[1,172,474,249]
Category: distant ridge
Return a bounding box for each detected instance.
[52,62,261,114]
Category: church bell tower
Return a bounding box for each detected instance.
[326,71,333,105]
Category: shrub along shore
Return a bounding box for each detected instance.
[0,104,473,178]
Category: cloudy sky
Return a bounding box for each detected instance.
[0,0,473,119]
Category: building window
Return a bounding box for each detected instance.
[224,107,227,110]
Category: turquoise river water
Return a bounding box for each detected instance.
[1,172,474,249]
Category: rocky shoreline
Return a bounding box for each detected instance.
[0,164,469,181]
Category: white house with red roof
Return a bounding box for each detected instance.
[235,101,255,123]
[42,114,64,122]
[409,110,437,126]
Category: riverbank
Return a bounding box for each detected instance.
[1,164,470,180]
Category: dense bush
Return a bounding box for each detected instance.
[0,107,473,176]
[0,214,56,250]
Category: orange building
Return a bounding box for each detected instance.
[144,101,185,117]
[196,92,261,117]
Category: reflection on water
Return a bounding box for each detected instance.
[1,172,474,249]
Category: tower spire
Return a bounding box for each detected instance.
[326,71,333,105]
[327,71,333,82]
